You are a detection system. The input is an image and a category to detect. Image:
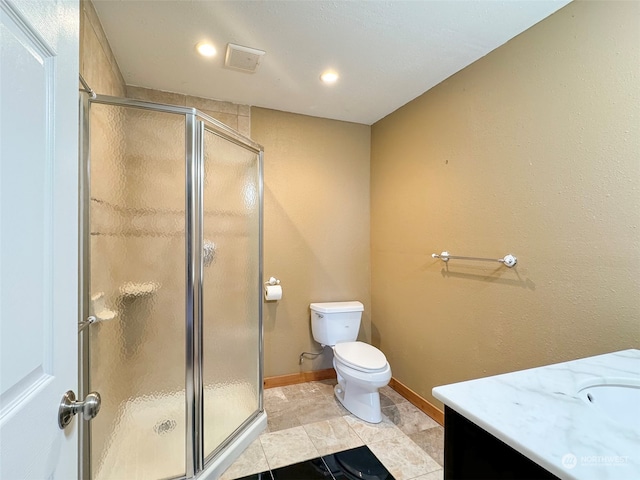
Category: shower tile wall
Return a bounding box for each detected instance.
[80,0,126,98]
[127,86,252,137]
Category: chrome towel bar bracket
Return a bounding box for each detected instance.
[432,251,517,268]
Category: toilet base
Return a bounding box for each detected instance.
[334,380,383,424]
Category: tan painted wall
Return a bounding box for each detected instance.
[83,0,638,405]
[371,0,640,409]
[252,108,372,377]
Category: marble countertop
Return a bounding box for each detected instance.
[432,349,640,479]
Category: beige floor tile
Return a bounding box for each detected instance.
[264,386,287,400]
[343,413,405,444]
[292,396,345,425]
[259,426,319,470]
[382,402,440,435]
[264,387,290,414]
[368,434,441,480]
[379,385,409,407]
[219,438,269,480]
[266,410,301,432]
[318,378,338,388]
[412,469,444,480]
[327,391,352,416]
[252,381,444,477]
[303,417,364,456]
[408,426,444,467]
[281,380,335,401]
[333,399,352,416]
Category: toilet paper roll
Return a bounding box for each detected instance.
[264,284,282,301]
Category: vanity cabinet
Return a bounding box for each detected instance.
[434,351,640,479]
[444,407,559,480]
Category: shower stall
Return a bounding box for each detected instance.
[78,92,265,479]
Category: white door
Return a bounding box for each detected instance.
[0,0,79,478]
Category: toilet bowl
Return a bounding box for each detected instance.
[333,341,392,423]
[310,302,392,424]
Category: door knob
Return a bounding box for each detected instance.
[58,390,101,429]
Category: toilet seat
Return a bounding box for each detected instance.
[334,341,388,373]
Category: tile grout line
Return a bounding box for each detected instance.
[256,436,271,476]
[259,426,321,471]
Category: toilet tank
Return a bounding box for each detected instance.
[310,301,364,346]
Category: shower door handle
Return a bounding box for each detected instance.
[58,390,101,429]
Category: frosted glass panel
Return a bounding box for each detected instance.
[88,103,186,480]
[202,128,260,457]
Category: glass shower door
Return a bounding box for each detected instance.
[201,126,262,459]
[83,96,264,479]
[87,102,187,480]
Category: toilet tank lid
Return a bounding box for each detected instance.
[310,301,364,313]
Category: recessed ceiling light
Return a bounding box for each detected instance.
[196,42,216,57]
[320,71,339,84]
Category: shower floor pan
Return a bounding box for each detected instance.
[93,383,257,480]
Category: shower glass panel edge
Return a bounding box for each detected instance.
[186,112,199,478]
[80,94,265,480]
[78,88,91,480]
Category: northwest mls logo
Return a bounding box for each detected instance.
[562,453,578,469]
[561,453,629,469]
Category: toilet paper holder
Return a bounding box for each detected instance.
[264,277,283,302]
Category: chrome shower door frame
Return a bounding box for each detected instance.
[79,94,265,480]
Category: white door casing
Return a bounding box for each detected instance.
[0,0,79,479]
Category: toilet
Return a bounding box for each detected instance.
[310,301,391,423]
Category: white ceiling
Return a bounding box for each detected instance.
[93,0,571,125]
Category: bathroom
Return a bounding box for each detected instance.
[1,0,638,479]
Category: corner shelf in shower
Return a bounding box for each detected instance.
[90,292,117,322]
[119,282,159,298]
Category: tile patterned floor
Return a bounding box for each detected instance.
[220,380,444,480]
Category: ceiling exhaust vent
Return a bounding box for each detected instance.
[224,43,265,73]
